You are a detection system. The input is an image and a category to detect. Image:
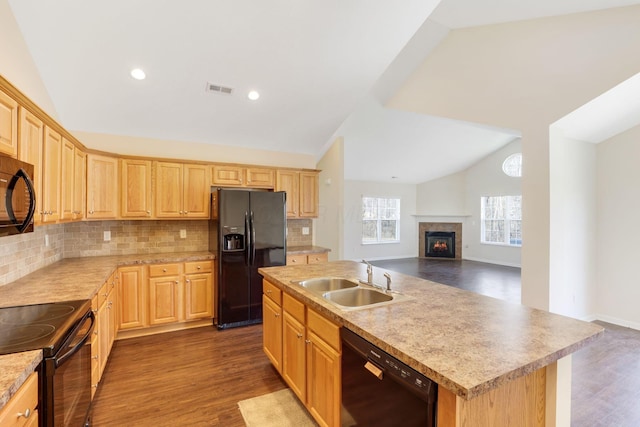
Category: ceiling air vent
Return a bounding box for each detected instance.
[206,82,234,95]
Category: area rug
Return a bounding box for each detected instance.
[238,388,318,427]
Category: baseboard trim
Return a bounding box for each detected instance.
[592,314,640,332]
[462,256,521,268]
[116,319,213,340]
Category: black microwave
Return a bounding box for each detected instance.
[0,155,36,237]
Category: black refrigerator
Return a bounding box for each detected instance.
[210,189,287,329]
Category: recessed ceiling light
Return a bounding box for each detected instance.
[247,90,260,101]
[130,68,146,80]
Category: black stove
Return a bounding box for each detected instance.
[0,299,91,356]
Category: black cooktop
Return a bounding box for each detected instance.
[0,300,91,356]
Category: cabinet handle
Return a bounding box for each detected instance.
[146,210,151,215]
[179,211,184,214]
[296,333,302,339]
[92,355,99,360]
[197,265,201,270]
[291,259,297,263]
[274,313,280,317]
[92,384,99,389]
[162,268,167,272]
[17,408,31,419]
[186,279,191,283]
[266,289,272,294]
[175,280,179,284]
[89,210,94,214]
[305,339,311,344]
[184,211,189,214]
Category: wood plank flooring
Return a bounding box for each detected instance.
[91,324,286,426]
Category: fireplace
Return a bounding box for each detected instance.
[418,222,462,259]
[425,232,455,258]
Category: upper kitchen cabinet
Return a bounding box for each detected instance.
[276,170,319,218]
[41,126,62,223]
[0,89,18,157]
[211,164,275,189]
[155,161,209,219]
[60,138,85,221]
[87,154,119,219]
[18,107,43,225]
[120,158,152,218]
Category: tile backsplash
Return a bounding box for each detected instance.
[0,218,314,286]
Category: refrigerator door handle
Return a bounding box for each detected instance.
[249,211,256,265]
[244,212,251,266]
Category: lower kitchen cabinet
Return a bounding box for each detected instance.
[264,282,341,427]
[184,261,214,320]
[286,252,328,266]
[0,371,38,427]
[117,265,147,330]
[148,263,182,325]
[92,273,117,397]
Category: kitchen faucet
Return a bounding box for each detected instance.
[361,259,373,284]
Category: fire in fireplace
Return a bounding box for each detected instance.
[426,231,455,258]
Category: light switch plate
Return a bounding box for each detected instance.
[180,229,187,239]
[104,231,111,241]
[302,227,309,235]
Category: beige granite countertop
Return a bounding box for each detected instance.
[0,251,214,410]
[287,245,331,255]
[258,260,604,400]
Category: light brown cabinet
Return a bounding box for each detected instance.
[41,126,62,223]
[117,265,147,330]
[87,154,118,219]
[92,273,117,395]
[269,287,341,427]
[60,138,85,221]
[286,252,328,266]
[155,162,209,218]
[120,159,153,218]
[184,261,214,320]
[0,88,18,158]
[263,280,283,372]
[18,107,43,225]
[0,371,38,427]
[73,148,87,220]
[276,170,319,218]
[148,263,182,325]
[211,165,275,188]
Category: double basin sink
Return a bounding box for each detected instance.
[292,277,412,311]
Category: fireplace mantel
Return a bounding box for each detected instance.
[419,222,462,259]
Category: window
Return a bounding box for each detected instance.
[362,197,400,244]
[481,195,522,246]
[502,153,522,177]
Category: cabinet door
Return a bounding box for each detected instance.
[0,89,18,157]
[73,149,86,220]
[183,164,209,218]
[246,167,275,188]
[185,272,213,319]
[42,126,62,222]
[283,311,306,402]
[277,170,299,218]
[211,165,244,186]
[306,330,341,427]
[60,138,75,221]
[148,276,181,325]
[18,107,43,224]
[154,161,183,218]
[263,295,282,372]
[98,296,110,377]
[118,266,146,330]
[299,171,319,218]
[87,154,118,219]
[121,159,152,218]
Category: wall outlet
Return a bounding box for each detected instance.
[302,227,309,235]
[103,231,111,242]
[44,234,49,247]
[180,229,187,239]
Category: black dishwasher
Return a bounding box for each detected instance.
[341,328,437,427]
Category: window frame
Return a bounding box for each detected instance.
[480,195,522,247]
[361,196,401,245]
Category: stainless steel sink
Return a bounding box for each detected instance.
[294,277,359,292]
[322,287,392,306]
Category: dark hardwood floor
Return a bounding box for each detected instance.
[91,325,286,426]
[91,258,640,426]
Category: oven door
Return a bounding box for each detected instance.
[41,309,95,427]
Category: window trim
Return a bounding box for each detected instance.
[361,196,401,245]
[480,195,522,247]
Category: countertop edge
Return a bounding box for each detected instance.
[0,351,42,409]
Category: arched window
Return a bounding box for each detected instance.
[502,153,522,177]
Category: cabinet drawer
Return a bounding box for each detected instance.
[263,280,282,305]
[306,253,328,264]
[0,371,38,427]
[149,263,181,277]
[184,260,212,274]
[283,293,305,323]
[307,309,340,351]
[286,254,307,265]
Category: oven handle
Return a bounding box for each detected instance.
[55,310,96,368]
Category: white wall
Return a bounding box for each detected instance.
[596,125,640,329]
[0,0,58,118]
[342,180,417,261]
[416,172,466,215]
[463,139,522,267]
[387,5,640,311]
[548,128,597,319]
[316,138,345,260]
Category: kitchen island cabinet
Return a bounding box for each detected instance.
[259,260,604,427]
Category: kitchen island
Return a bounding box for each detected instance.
[258,260,604,427]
